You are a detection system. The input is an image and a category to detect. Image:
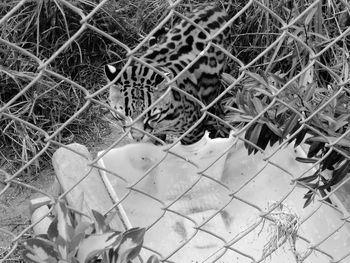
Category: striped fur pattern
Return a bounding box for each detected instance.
[105,3,227,144]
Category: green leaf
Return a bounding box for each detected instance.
[147,255,160,263]
[247,72,268,87]
[329,161,350,186]
[304,6,318,26]
[74,221,92,237]
[68,232,85,258]
[265,122,282,137]
[76,232,122,263]
[244,125,255,155]
[116,228,146,263]
[295,172,319,183]
[319,113,337,128]
[92,210,110,233]
[334,114,350,131]
[294,128,308,147]
[249,123,263,153]
[252,123,263,145]
[282,114,299,139]
[275,103,289,117]
[221,72,236,85]
[322,151,343,170]
[246,93,257,115]
[319,189,332,205]
[303,191,314,208]
[295,157,318,164]
[252,87,272,97]
[56,201,73,242]
[307,141,324,158]
[47,218,59,242]
[306,136,350,148]
[251,97,264,114]
[22,238,59,263]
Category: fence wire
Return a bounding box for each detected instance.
[1,0,350,262]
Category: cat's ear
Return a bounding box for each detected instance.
[104,64,118,81]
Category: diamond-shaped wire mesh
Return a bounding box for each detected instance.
[1,0,350,262]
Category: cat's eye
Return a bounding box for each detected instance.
[114,114,124,121]
[111,110,125,122]
[149,110,162,121]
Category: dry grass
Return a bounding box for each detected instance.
[1,0,349,193]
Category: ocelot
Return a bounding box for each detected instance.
[105,3,227,145]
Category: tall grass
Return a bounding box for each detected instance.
[1,0,121,176]
[1,0,349,187]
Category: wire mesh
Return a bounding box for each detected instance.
[1,0,350,262]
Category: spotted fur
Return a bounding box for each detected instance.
[105,3,227,144]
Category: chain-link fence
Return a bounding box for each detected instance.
[1,0,350,262]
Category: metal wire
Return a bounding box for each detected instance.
[1,0,350,262]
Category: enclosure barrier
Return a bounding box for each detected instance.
[1,0,350,262]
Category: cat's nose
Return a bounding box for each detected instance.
[130,130,145,141]
[129,120,146,142]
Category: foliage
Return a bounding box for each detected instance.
[1,0,349,204]
[262,203,300,260]
[23,201,159,263]
[223,0,350,207]
[0,0,122,175]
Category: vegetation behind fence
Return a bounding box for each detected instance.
[1,0,350,262]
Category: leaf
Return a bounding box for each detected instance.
[319,113,337,128]
[244,123,262,154]
[334,114,350,131]
[306,136,350,148]
[295,172,319,183]
[55,201,73,242]
[92,210,110,233]
[321,151,343,170]
[252,87,272,97]
[257,124,272,150]
[244,125,255,155]
[221,72,236,85]
[294,128,308,147]
[304,6,318,26]
[116,228,146,263]
[76,232,122,263]
[307,141,324,158]
[295,157,318,164]
[68,232,85,258]
[246,93,257,115]
[303,190,315,208]
[282,114,299,139]
[236,90,245,110]
[22,238,59,263]
[303,83,317,101]
[268,132,280,147]
[275,103,290,117]
[47,202,74,261]
[265,122,282,137]
[329,161,350,186]
[147,255,160,263]
[250,123,263,148]
[247,72,268,87]
[318,189,332,205]
[47,218,59,242]
[74,221,93,237]
[251,97,264,113]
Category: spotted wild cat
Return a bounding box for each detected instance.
[105,3,227,145]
